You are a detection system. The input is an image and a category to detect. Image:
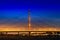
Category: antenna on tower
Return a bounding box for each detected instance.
[28,9,31,31]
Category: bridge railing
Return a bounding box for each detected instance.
[0,31,60,36]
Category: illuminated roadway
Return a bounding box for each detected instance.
[0,31,60,36]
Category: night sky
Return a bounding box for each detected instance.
[0,0,60,28]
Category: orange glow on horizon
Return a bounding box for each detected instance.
[0,26,60,31]
[0,24,60,31]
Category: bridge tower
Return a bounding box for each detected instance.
[28,9,31,31]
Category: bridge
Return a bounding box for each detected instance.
[0,31,60,36]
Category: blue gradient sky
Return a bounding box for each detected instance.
[0,0,60,27]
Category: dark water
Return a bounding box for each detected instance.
[0,35,60,40]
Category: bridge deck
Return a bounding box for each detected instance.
[0,31,60,36]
